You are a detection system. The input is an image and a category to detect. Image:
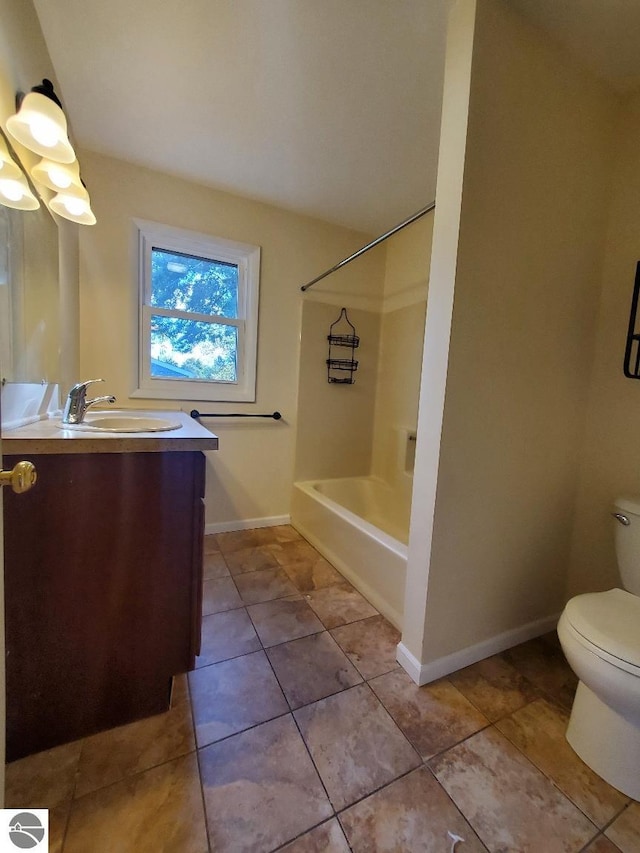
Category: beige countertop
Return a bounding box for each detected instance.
[1,409,219,455]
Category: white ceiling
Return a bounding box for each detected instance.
[32,0,449,235]
[31,1,640,236]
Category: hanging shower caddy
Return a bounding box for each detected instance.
[326,307,359,384]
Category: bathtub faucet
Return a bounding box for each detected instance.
[62,379,116,425]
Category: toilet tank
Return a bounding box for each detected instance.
[613,496,640,596]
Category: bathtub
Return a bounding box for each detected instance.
[290,476,408,629]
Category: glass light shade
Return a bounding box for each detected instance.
[49,186,96,225]
[0,176,40,211]
[0,144,24,182]
[0,134,40,210]
[31,157,82,192]
[6,92,76,163]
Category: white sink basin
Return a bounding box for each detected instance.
[63,414,182,433]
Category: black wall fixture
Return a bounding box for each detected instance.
[623,261,640,378]
[327,308,359,384]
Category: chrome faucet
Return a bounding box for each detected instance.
[62,379,116,425]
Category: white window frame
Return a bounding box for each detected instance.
[132,219,260,403]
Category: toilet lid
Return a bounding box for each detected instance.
[564,589,640,669]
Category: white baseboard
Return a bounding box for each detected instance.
[204,515,290,535]
[396,611,561,686]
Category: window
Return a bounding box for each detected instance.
[133,220,260,402]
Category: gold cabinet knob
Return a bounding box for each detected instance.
[0,460,37,493]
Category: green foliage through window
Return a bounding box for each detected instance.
[149,249,239,382]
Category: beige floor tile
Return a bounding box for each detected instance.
[74,702,195,798]
[250,526,281,545]
[331,615,401,680]
[202,551,230,580]
[283,556,345,592]
[605,802,640,852]
[200,715,332,852]
[65,753,207,853]
[431,727,598,852]
[369,669,489,760]
[340,766,487,852]
[234,566,299,604]
[189,650,288,747]
[216,529,265,553]
[271,539,322,566]
[196,608,261,667]
[247,595,324,647]
[584,836,625,852]
[49,803,70,853]
[448,652,540,721]
[306,583,378,629]
[294,683,420,810]
[501,636,578,710]
[224,545,280,576]
[267,631,362,709]
[497,698,629,827]
[280,818,350,852]
[5,738,82,810]
[203,534,220,554]
[202,576,242,615]
[272,525,304,543]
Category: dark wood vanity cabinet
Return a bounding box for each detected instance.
[3,450,205,761]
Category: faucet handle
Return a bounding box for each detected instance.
[70,378,105,394]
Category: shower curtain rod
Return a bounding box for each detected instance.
[300,200,436,292]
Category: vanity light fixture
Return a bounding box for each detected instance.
[49,184,96,226]
[0,135,39,211]
[31,156,82,192]
[6,79,75,163]
[4,79,96,224]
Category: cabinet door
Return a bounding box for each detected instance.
[3,450,204,760]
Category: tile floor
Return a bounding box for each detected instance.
[6,525,640,852]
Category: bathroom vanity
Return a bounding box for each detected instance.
[2,411,218,760]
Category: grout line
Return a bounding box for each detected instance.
[364,671,493,769]
[595,801,633,836]
[187,673,213,853]
[261,648,337,816]
[57,739,85,853]
[269,817,353,853]
[29,530,594,853]
[421,763,492,852]
[423,721,494,767]
[69,725,198,803]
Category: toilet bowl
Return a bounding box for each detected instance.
[558,497,640,801]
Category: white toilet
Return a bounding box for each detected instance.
[557,496,640,800]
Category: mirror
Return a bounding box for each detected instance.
[0,199,60,385]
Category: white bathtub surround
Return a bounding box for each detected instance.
[291,477,408,629]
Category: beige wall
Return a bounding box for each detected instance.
[383,214,433,307]
[0,0,63,386]
[568,94,640,597]
[403,0,618,669]
[0,0,55,141]
[76,150,381,527]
